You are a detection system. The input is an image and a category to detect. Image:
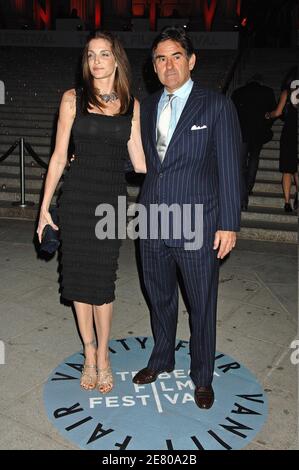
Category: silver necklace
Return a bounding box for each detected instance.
[96,90,118,103]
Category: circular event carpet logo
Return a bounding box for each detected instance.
[44,337,268,450]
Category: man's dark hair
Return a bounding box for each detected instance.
[151,26,195,59]
[247,73,264,85]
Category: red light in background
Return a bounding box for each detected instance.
[202,0,217,32]
[149,0,156,31]
[15,0,26,14]
[95,0,101,29]
[236,0,242,17]
[241,17,247,27]
[132,5,145,17]
[34,0,51,29]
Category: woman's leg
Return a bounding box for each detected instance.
[93,302,113,393]
[74,301,97,390]
[282,173,292,203]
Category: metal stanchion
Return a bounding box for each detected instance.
[12,138,34,208]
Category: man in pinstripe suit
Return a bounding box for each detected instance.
[133,27,242,409]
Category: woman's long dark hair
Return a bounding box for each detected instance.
[81,31,132,115]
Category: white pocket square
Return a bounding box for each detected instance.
[191,124,207,130]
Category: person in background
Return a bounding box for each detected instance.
[70,8,80,19]
[266,66,298,212]
[231,74,276,211]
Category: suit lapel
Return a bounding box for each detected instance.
[164,84,207,161]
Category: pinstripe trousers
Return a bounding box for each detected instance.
[140,238,219,387]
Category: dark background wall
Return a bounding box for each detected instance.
[0,0,297,46]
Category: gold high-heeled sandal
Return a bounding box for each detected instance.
[80,340,97,391]
[97,364,113,394]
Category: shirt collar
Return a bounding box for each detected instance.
[162,78,193,100]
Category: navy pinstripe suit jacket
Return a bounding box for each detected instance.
[139,83,242,247]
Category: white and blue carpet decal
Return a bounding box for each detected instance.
[43,337,268,450]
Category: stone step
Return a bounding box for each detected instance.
[0,200,39,220]
[0,139,50,152]
[3,96,63,104]
[1,98,59,106]
[263,141,280,150]
[253,180,285,193]
[0,187,47,204]
[0,134,51,146]
[259,158,279,170]
[0,183,136,206]
[0,121,53,130]
[1,173,46,190]
[256,169,282,181]
[263,140,299,151]
[0,176,290,207]
[3,83,72,90]
[270,132,282,141]
[239,221,297,244]
[0,128,54,137]
[249,191,294,208]
[0,162,47,177]
[0,150,50,162]
[5,90,62,102]
[241,205,297,224]
[260,149,280,158]
[5,95,61,104]
[0,186,60,204]
[0,120,284,141]
[0,113,56,123]
[0,106,58,115]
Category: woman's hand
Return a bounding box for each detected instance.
[37,209,59,243]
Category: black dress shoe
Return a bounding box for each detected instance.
[194,385,214,409]
[284,203,292,213]
[132,367,173,385]
[241,204,248,211]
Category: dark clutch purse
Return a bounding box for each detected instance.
[40,207,60,254]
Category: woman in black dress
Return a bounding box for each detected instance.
[266,66,298,212]
[37,31,146,393]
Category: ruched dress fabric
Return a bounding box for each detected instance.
[58,93,133,305]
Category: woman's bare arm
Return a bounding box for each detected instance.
[127,99,147,174]
[37,89,76,241]
[266,89,288,119]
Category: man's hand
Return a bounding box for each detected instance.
[213,230,236,259]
